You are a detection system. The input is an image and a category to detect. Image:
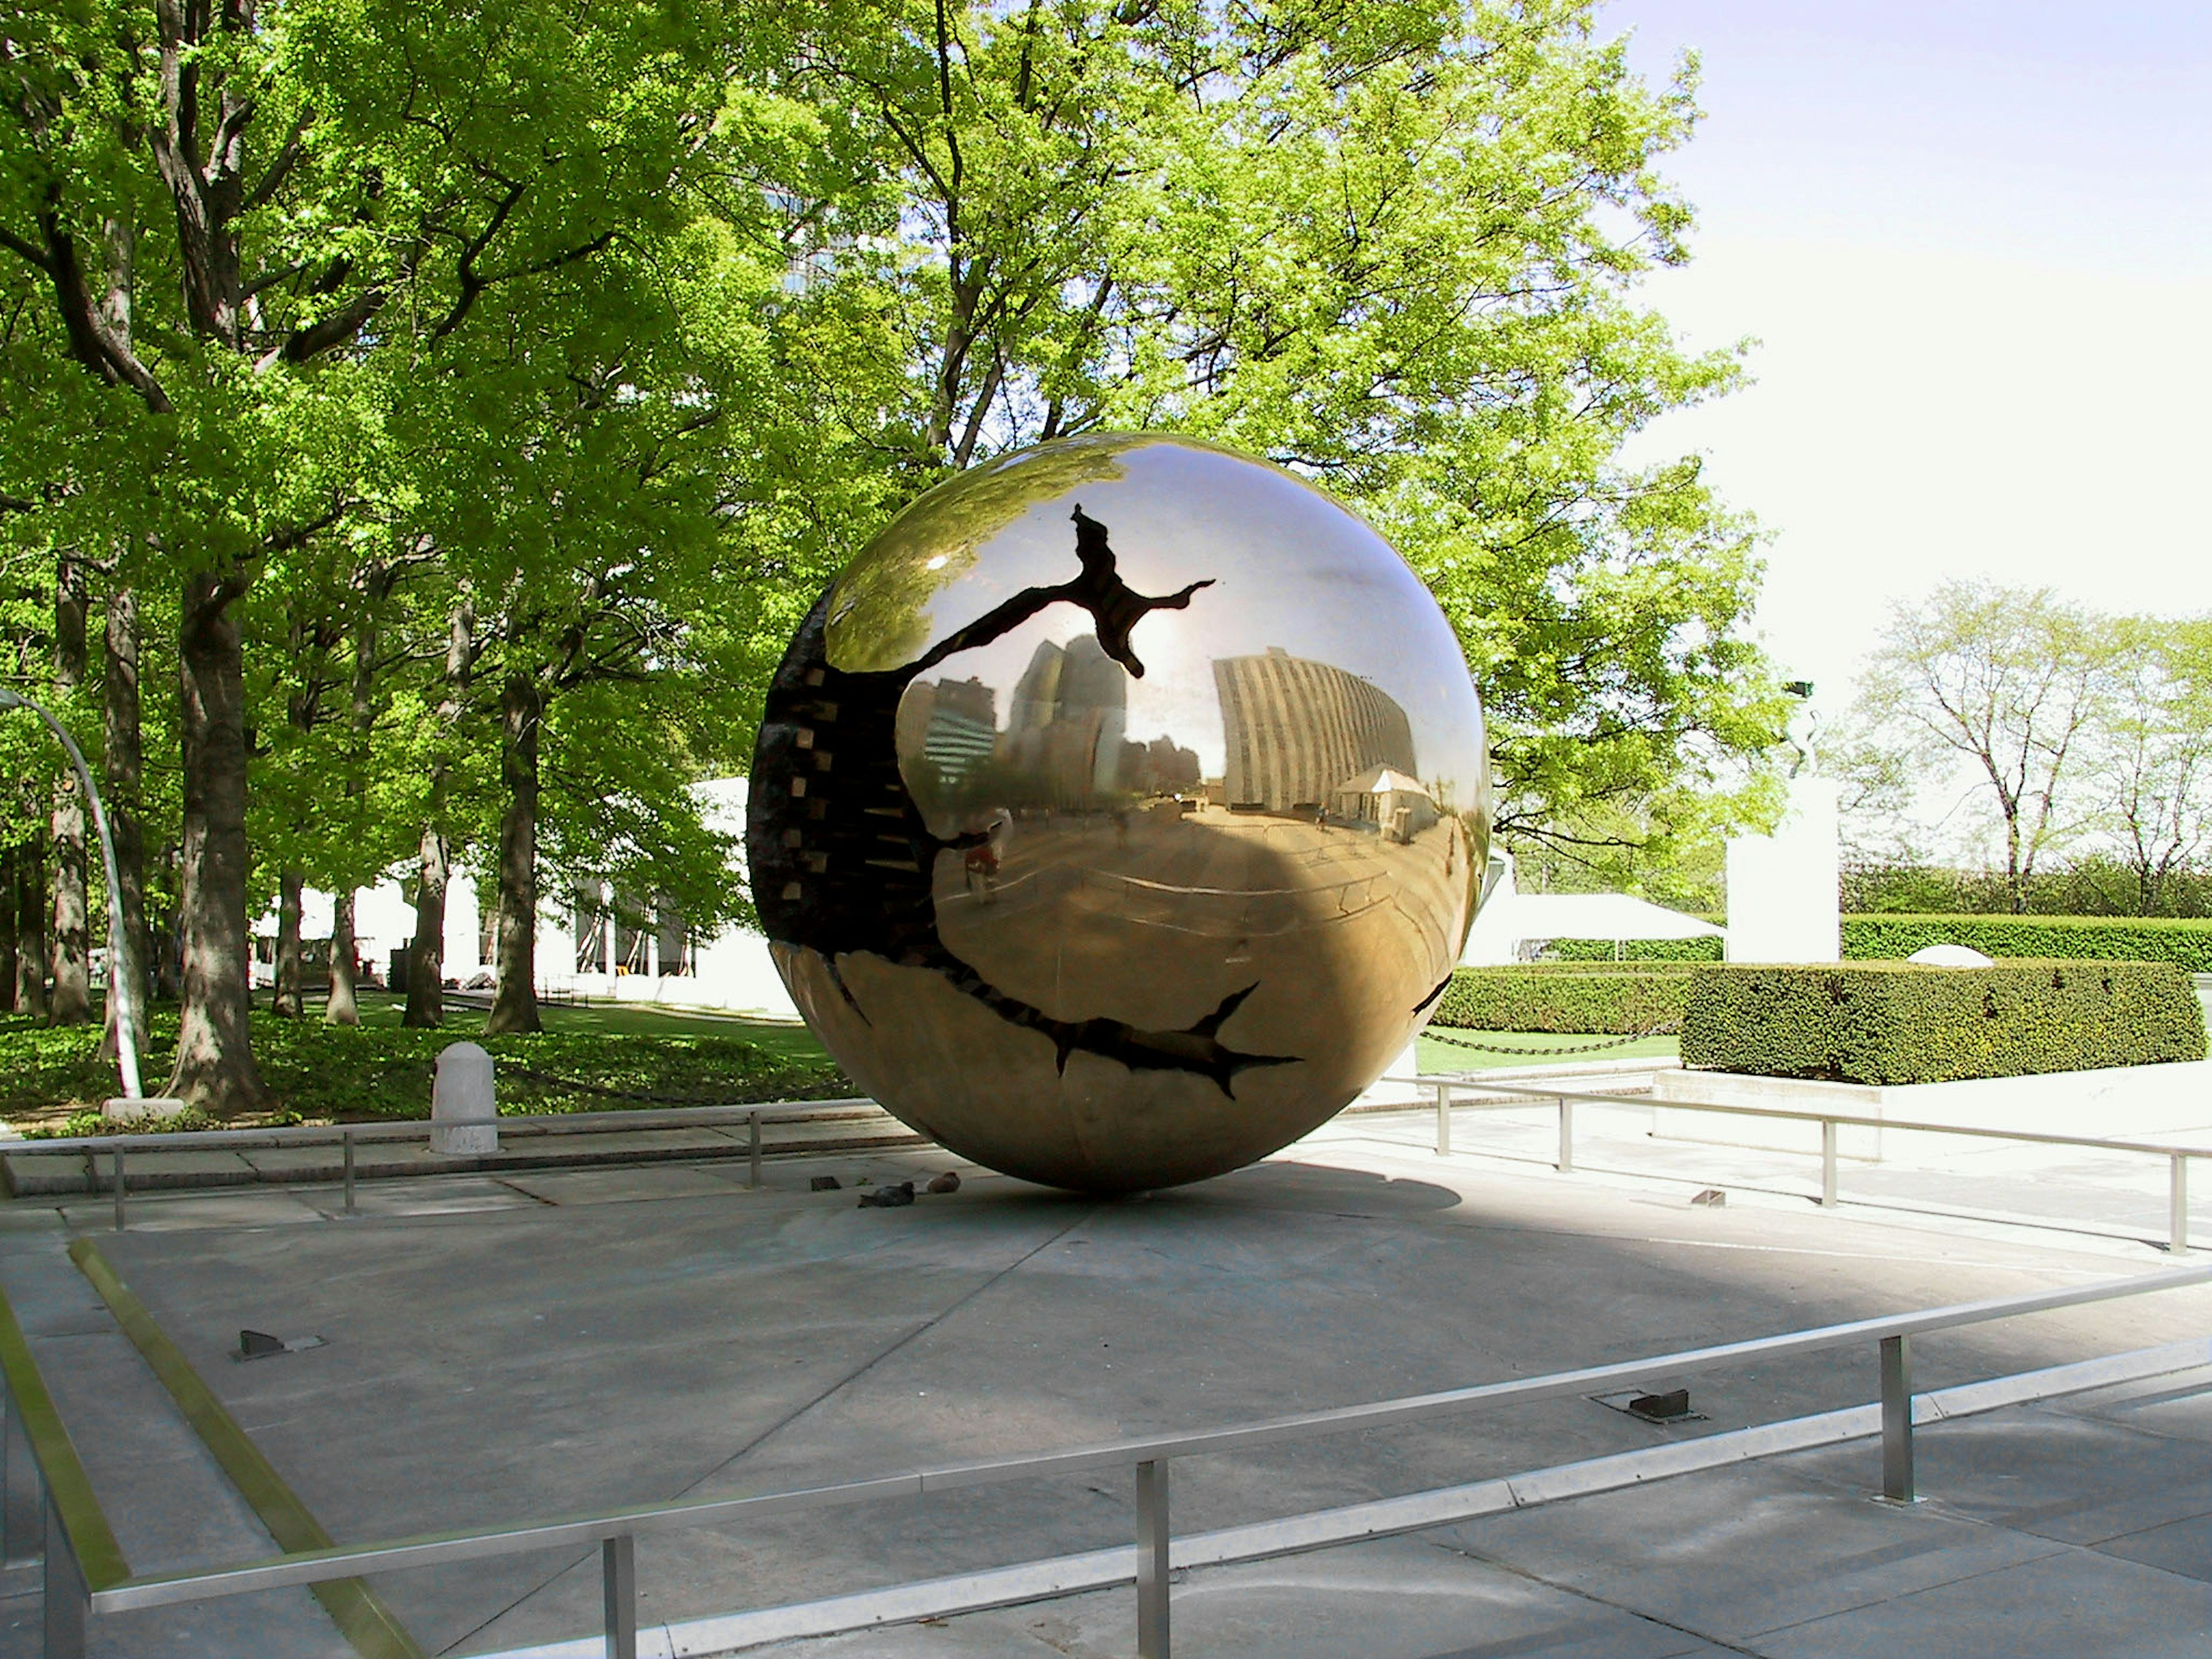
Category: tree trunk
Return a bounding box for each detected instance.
[13,847,49,1020]
[272,870,304,1017]
[325,574,381,1031]
[403,824,449,1028]
[0,853,16,1013]
[166,573,266,1113]
[48,555,90,1024]
[402,601,474,1028]
[100,586,150,1059]
[325,888,359,1025]
[485,672,542,1035]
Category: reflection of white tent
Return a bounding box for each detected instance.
[1334,765,1437,840]
[1460,852,1724,964]
[1338,765,1429,797]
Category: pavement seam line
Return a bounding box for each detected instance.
[437,1202,1107,1657]
[667,1201,1109,1505]
[1418,1535,1768,1658]
[65,1236,429,1659]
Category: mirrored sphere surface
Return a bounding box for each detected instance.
[748,433,1490,1192]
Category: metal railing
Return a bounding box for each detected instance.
[10,1262,2212,1658]
[1378,1074,2212,1254]
[9,1098,889,1230]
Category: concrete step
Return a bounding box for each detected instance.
[2,1105,925,1196]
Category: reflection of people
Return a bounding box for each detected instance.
[964,808,1012,903]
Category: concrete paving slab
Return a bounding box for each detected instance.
[2097,1511,2212,1584]
[1,1151,92,1196]
[1776,1402,2212,1547]
[494,1164,760,1205]
[52,1142,2212,1658]
[331,1176,548,1218]
[64,1188,331,1231]
[1433,1458,2066,1642]
[21,1116,2212,1659]
[707,1536,1739,1659]
[0,1233,355,1656]
[2058,1365,2212,1446]
[1750,1546,2212,1659]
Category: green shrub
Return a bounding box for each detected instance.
[1540,937,1725,963]
[1681,960,2207,1085]
[1842,914,2212,972]
[1434,967,1690,1034]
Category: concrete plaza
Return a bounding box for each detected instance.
[4,1082,2212,1658]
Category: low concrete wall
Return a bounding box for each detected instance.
[1652,1060,2212,1164]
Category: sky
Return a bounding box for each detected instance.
[1596,1,2212,719]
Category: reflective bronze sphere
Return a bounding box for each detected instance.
[748,434,1490,1192]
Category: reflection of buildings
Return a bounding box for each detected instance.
[907,635,1203,813]
[902,677,998,785]
[1214,646,1416,814]
[1005,637,1126,799]
[1000,637,1198,805]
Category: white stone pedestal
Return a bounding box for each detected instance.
[431,1041,498,1156]
[1725,778,1839,963]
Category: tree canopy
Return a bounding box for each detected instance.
[1,0,1781,1108]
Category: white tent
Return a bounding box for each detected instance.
[1460,852,1723,964]
[1504,892,1724,942]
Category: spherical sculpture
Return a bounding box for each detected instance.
[748,434,1490,1192]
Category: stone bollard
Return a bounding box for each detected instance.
[430,1042,498,1156]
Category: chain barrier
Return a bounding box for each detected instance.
[1423,1024,1679,1058]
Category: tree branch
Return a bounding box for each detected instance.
[276,285,385,362]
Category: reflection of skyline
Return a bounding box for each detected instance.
[836,440,1484,801]
[1215,647,1415,815]
[906,637,1424,827]
[910,636,1203,812]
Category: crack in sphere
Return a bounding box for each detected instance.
[748,433,1491,1192]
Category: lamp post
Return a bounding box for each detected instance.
[0,686,143,1097]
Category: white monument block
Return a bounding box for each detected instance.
[1725,777,1840,963]
[430,1041,498,1156]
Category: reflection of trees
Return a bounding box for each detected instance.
[825,434,1139,672]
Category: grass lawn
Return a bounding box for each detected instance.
[2,988,1669,1136]
[350,990,830,1060]
[0,991,844,1135]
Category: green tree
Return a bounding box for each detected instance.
[2089,616,2212,916]
[771,0,1782,853]
[1850,581,2112,914]
[1,0,764,1102]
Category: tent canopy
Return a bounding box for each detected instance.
[1336,764,1430,797]
[1497,892,1723,942]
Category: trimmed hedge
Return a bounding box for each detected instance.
[1435,967,1689,1035]
[1842,914,2212,972]
[1680,960,2207,1085]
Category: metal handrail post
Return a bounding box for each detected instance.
[603,1533,637,1659]
[1135,1458,1171,1659]
[1433,1083,1452,1157]
[1821,1120,1839,1209]
[0,687,143,1098]
[749,1110,762,1189]
[343,1129,357,1217]
[111,1143,126,1232]
[1880,1334,1915,1503]
[1556,1095,1574,1173]
[2,1383,38,1567]
[45,1493,89,1659]
[2173,1154,2190,1256]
